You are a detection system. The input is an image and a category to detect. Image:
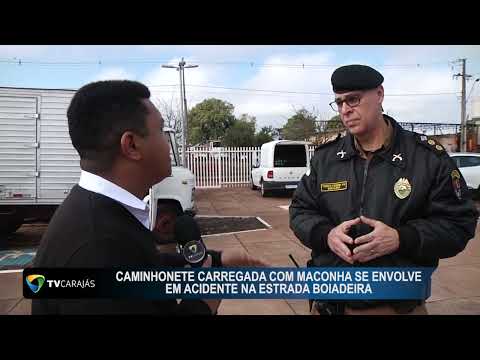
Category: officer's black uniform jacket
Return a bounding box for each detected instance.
[290,115,478,269]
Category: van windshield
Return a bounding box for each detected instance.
[274,144,307,167]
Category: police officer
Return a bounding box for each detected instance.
[289,64,478,315]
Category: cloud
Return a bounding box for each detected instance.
[205,48,477,128]
[138,45,283,61]
[218,51,338,129]
[142,56,232,110]
[378,50,463,124]
[0,45,51,59]
[91,67,135,81]
[69,46,480,130]
[141,50,345,130]
[227,46,480,128]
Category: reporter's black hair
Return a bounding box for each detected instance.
[67,80,151,172]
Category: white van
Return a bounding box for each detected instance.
[250,140,310,197]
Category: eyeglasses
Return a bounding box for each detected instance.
[329,93,363,112]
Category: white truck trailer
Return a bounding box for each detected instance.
[0,86,196,236]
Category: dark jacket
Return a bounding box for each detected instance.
[32,185,212,315]
[290,115,478,270]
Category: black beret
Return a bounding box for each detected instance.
[331,64,384,93]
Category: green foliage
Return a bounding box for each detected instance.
[254,126,275,146]
[282,108,317,140]
[223,117,256,146]
[188,98,236,144]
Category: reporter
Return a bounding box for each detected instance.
[32,80,266,315]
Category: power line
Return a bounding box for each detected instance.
[0,80,458,98]
[0,57,454,69]
[0,58,173,65]
[386,92,459,97]
[196,61,451,68]
[148,84,332,95]
[148,84,459,97]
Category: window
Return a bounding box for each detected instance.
[455,156,480,168]
[273,145,307,167]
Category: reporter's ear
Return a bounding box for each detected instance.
[120,131,142,160]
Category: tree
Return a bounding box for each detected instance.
[282,108,317,141]
[187,98,236,145]
[314,114,345,145]
[254,126,274,146]
[325,115,343,131]
[223,113,256,146]
[153,97,183,144]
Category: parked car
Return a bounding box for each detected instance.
[449,152,480,199]
[191,140,229,160]
[449,153,480,189]
[251,140,310,197]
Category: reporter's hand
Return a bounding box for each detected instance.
[200,255,221,314]
[202,254,213,268]
[199,252,269,315]
[327,217,361,264]
[221,250,269,267]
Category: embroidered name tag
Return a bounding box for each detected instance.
[321,181,348,192]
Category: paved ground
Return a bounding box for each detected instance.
[1,187,480,315]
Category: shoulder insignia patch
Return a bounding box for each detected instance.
[415,134,445,156]
[451,169,462,199]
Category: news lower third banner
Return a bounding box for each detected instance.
[23,267,433,300]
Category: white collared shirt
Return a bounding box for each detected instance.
[78,170,150,229]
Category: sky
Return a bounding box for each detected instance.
[1,45,480,131]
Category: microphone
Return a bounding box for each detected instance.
[174,214,204,248]
[174,215,207,266]
[174,215,222,267]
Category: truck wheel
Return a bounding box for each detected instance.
[261,181,269,197]
[0,208,24,237]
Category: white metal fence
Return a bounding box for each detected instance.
[182,146,316,189]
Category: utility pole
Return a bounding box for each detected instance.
[453,59,472,152]
[162,58,198,166]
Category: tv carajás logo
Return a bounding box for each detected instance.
[25,274,46,293]
[25,274,95,293]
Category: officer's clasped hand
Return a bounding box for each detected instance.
[327,217,361,264]
[328,216,400,264]
[351,216,400,262]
